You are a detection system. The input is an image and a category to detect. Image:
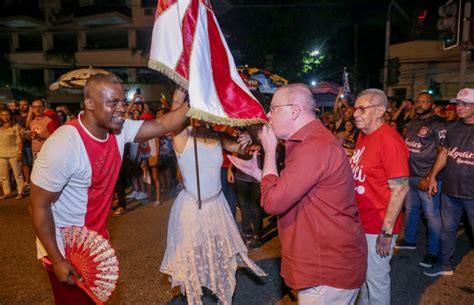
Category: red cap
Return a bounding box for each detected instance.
[445,104,456,111]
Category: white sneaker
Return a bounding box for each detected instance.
[135,192,148,200]
[126,191,139,199]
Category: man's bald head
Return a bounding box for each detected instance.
[281,83,318,116]
[83,73,122,99]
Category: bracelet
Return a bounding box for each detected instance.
[380,229,393,238]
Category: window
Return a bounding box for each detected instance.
[18,33,42,51]
[53,32,77,52]
[86,29,128,49]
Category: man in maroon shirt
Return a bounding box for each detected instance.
[230,84,367,305]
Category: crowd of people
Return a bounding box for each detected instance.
[1,77,472,305]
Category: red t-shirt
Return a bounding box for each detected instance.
[350,123,409,234]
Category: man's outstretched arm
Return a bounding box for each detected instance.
[134,88,189,142]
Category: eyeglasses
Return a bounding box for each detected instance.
[353,104,381,114]
[269,103,295,112]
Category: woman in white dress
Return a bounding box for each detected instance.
[160,89,266,305]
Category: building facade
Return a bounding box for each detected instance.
[0,0,173,105]
[388,40,474,100]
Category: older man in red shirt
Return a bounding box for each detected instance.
[230,83,367,305]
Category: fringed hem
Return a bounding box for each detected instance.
[148,59,189,89]
[187,107,267,127]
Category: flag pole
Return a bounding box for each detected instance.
[192,120,202,209]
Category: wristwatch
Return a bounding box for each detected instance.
[380,229,394,238]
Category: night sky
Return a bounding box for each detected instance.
[0,0,448,91]
[213,0,445,89]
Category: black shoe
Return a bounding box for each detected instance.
[419,253,438,268]
[394,239,416,250]
[423,263,454,277]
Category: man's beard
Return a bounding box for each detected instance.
[416,107,432,116]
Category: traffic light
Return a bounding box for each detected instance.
[437,0,463,50]
[387,57,400,86]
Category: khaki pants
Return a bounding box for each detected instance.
[0,157,24,196]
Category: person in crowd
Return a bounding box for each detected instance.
[392,98,415,131]
[125,103,148,201]
[56,105,72,122]
[230,84,367,305]
[26,99,60,160]
[395,92,446,269]
[221,150,238,217]
[156,107,175,196]
[424,88,474,277]
[147,131,161,206]
[15,99,32,186]
[29,74,189,305]
[389,120,399,130]
[350,89,409,305]
[333,88,353,132]
[433,105,445,119]
[0,109,25,200]
[233,140,265,250]
[160,101,266,305]
[56,110,67,125]
[7,101,19,115]
[387,98,398,114]
[443,104,457,123]
[336,119,357,156]
[112,159,129,216]
[383,111,392,124]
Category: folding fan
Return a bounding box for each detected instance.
[60,226,119,304]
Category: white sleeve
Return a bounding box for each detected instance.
[31,126,81,192]
[115,119,144,155]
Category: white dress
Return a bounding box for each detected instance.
[160,131,266,305]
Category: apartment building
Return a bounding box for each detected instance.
[388,40,474,100]
[0,0,173,106]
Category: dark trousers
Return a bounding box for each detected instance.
[440,194,474,268]
[236,180,263,236]
[221,168,237,218]
[114,161,128,209]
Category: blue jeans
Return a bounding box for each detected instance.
[440,194,474,268]
[403,176,441,256]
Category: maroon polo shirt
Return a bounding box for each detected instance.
[261,119,367,290]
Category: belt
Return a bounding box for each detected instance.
[183,188,222,205]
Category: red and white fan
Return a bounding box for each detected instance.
[60,226,119,304]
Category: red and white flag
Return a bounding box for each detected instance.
[148,0,268,126]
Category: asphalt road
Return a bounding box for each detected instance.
[1,194,473,305]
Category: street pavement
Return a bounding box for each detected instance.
[1,193,473,305]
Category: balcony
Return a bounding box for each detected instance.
[7,49,149,68]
